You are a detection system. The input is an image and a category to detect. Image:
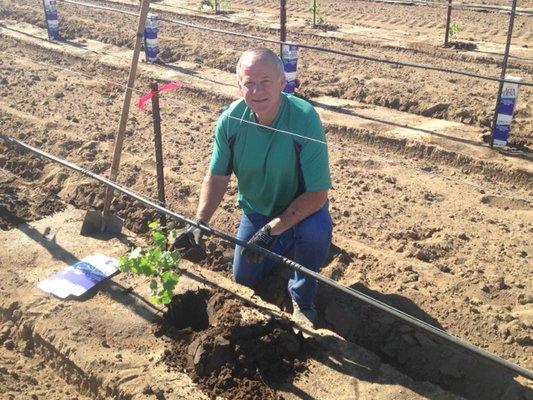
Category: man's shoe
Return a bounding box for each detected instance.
[292,301,318,330]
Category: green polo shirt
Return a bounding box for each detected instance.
[209,93,331,216]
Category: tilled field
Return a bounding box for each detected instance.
[230,0,533,46]
[2,0,533,147]
[0,0,532,399]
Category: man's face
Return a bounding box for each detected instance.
[237,57,286,124]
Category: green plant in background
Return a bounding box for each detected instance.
[198,0,230,13]
[198,0,215,10]
[119,221,180,305]
[448,21,462,39]
[309,0,324,26]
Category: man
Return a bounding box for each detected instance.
[175,48,332,327]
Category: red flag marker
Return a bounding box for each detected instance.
[136,82,183,110]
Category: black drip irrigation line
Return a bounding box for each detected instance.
[158,16,533,87]
[57,0,533,87]
[1,133,532,381]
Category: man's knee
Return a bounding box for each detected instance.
[233,250,261,288]
[233,268,256,287]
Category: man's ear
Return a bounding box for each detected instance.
[279,74,287,89]
[280,68,287,84]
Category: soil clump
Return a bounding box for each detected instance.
[160,289,314,400]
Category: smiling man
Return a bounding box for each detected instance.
[174,48,332,328]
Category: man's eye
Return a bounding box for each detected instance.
[244,82,254,88]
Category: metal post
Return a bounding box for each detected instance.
[444,0,453,47]
[280,0,286,57]
[490,0,518,147]
[214,0,219,14]
[102,0,151,231]
[150,82,167,227]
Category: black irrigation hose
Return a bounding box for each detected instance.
[158,16,533,87]
[57,0,533,87]
[1,133,532,381]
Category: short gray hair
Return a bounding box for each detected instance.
[236,48,285,81]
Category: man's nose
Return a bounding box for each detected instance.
[251,82,265,92]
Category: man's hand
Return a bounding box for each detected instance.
[172,220,204,254]
[241,225,278,264]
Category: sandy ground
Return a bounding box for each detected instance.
[1,0,533,148]
[0,342,94,400]
[0,207,462,400]
[0,0,532,399]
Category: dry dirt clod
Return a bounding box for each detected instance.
[4,340,15,350]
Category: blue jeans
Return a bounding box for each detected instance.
[233,202,332,308]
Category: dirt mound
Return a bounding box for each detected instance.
[62,180,159,234]
[0,184,64,230]
[317,283,531,400]
[0,150,45,181]
[159,290,313,400]
[0,147,65,230]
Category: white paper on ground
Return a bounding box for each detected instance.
[38,253,118,298]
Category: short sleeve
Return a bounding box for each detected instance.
[299,109,331,191]
[208,114,233,176]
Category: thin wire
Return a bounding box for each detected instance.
[0,50,393,166]
[157,15,533,87]
[59,0,139,16]
[56,0,533,87]
[1,49,531,204]
[352,0,533,15]
[0,49,143,94]
[204,105,533,204]
[60,0,533,17]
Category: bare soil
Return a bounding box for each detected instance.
[0,0,532,399]
[159,289,314,399]
[2,0,533,148]
[0,334,93,400]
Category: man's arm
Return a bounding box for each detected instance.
[267,190,328,235]
[195,173,231,223]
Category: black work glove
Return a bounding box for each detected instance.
[241,225,278,264]
[172,219,206,261]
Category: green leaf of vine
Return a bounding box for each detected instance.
[118,222,182,305]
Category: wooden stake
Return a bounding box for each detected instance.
[443,0,453,47]
[280,0,286,57]
[102,0,151,231]
[490,0,518,147]
[150,82,167,227]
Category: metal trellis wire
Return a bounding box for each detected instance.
[1,48,531,205]
[55,0,533,87]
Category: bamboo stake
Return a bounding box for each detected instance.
[102,0,151,231]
